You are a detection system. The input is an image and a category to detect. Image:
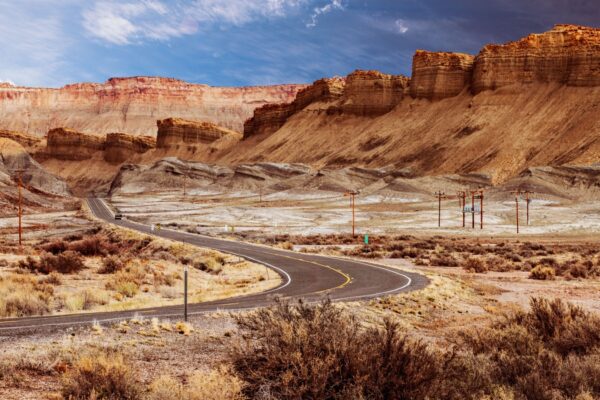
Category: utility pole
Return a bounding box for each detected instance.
[524,190,534,226]
[14,169,24,249]
[471,191,475,229]
[344,190,358,237]
[511,190,521,234]
[434,191,446,227]
[469,189,484,230]
[457,190,466,228]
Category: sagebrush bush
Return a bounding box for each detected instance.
[61,348,142,400]
[18,251,85,274]
[463,257,488,273]
[99,255,125,274]
[233,298,600,400]
[529,265,556,280]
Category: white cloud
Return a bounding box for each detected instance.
[395,19,409,34]
[306,0,344,28]
[83,0,311,45]
[0,1,73,86]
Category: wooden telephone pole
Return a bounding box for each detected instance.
[344,190,358,236]
[434,191,447,227]
[457,190,467,228]
[524,190,534,226]
[469,189,484,230]
[511,190,521,234]
[14,169,25,248]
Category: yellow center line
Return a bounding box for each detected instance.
[253,249,352,292]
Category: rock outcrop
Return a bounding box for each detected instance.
[472,24,600,93]
[410,51,474,100]
[104,133,156,164]
[0,130,42,148]
[244,78,345,138]
[0,77,305,136]
[156,118,242,148]
[339,70,409,115]
[44,128,105,161]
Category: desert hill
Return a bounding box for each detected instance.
[0,77,305,136]
[226,24,600,184]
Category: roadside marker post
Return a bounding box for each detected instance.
[184,265,188,322]
[364,233,369,245]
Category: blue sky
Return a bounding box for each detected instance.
[0,0,598,87]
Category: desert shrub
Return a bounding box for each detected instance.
[233,299,452,400]
[99,255,125,274]
[459,298,600,398]
[1,291,51,317]
[148,367,244,400]
[114,282,139,298]
[153,271,178,287]
[61,348,142,400]
[38,272,62,285]
[159,286,178,299]
[68,236,107,256]
[529,265,556,280]
[463,257,488,273]
[429,253,459,267]
[20,251,85,274]
[485,255,513,272]
[40,239,68,254]
[193,257,222,274]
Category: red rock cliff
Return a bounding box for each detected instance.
[156,118,242,148]
[472,24,600,93]
[44,128,106,161]
[0,77,305,136]
[104,133,156,164]
[244,77,345,138]
[410,50,474,100]
[339,70,409,115]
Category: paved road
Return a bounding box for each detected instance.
[0,198,428,335]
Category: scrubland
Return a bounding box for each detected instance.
[0,225,279,318]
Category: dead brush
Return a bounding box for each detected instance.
[61,347,142,400]
[232,299,452,400]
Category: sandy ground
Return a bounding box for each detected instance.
[112,189,600,237]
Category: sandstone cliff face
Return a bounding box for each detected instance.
[472,24,600,93]
[244,78,345,138]
[339,70,409,115]
[44,128,105,161]
[0,130,42,148]
[0,77,305,136]
[156,118,242,148]
[104,133,156,164]
[410,51,474,100]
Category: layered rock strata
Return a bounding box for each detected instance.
[410,51,474,99]
[339,70,409,115]
[472,24,600,93]
[156,118,242,148]
[0,77,305,136]
[45,128,105,161]
[104,133,156,164]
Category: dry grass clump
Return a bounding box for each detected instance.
[105,263,149,298]
[462,257,488,273]
[529,265,556,280]
[148,367,244,400]
[232,298,600,400]
[0,274,53,317]
[61,348,142,400]
[17,251,85,274]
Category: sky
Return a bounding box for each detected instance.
[0,0,598,88]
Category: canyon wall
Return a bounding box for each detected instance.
[224,25,600,183]
[156,118,242,148]
[472,24,600,93]
[104,133,156,164]
[0,77,305,136]
[410,51,474,100]
[338,70,409,115]
[243,78,345,138]
[44,128,105,161]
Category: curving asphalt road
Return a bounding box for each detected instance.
[0,198,428,335]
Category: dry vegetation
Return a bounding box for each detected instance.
[254,233,600,280]
[0,226,278,318]
[3,297,594,399]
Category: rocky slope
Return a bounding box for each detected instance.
[0,138,72,215]
[0,77,305,136]
[229,24,600,183]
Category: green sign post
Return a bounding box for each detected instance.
[364,234,369,245]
